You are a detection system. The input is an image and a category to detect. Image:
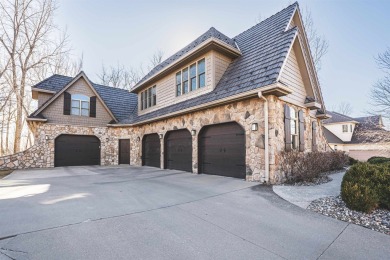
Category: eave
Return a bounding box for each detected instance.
[316,113,332,120]
[131,38,241,93]
[31,87,55,100]
[26,117,47,122]
[305,101,322,110]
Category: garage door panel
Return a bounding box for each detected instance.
[55,135,100,167]
[142,134,161,168]
[165,130,192,172]
[199,122,246,179]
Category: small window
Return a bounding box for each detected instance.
[71,94,89,116]
[140,85,157,110]
[350,125,352,132]
[183,68,189,94]
[176,72,181,96]
[152,86,156,106]
[198,59,205,88]
[342,125,348,132]
[190,63,197,91]
[290,108,299,150]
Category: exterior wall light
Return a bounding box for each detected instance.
[137,137,140,142]
[251,123,258,131]
[45,135,49,140]
[191,130,196,136]
[159,133,163,139]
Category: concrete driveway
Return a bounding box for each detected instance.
[0,166,389,260]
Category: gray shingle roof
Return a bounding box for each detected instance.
[134,27,239,88]
[322,111,358,124]
[31,74,137,121]
[322,127,344,144]
[119,2,298,124]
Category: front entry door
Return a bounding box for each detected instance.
[119,139,130,164]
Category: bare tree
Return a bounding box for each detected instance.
[371,48,390,119]
[302,7,329,72]
[0,0,70,153]
[335,102,353,116]
[98,50,164,90]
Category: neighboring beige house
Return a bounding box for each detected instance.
[323,111,390,161]
[0,3,331,183]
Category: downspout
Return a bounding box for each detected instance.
[258,91,269,183]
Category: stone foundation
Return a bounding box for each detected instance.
[0,96,328,183]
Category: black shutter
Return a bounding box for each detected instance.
[90,96,96,117]
[284,104,291,152]
[298,110,305,152]
[312,121,317,151]
[63,92,71,115]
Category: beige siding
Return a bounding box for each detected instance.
[139,50,231,115]
[41,78,114,126]
[214,52,232,86]
[38,92,53,107]
[279,47,307,106]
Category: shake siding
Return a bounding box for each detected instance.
[139,51,231,115]
[279,48,307,106]
[38,93,53,107]
[41,78,113,126]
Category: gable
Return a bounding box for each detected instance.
[279,40,314,106]
[40,77,115,127]
[281,6,325,109]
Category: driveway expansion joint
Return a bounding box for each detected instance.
[316,223,350,260]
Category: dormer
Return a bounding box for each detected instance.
[322,111,359,142]
[131,27,241,115]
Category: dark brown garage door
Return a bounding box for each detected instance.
[142,133,161,168]
[165,129,192,172]
[55,135,100,167]
[199,122,246,178]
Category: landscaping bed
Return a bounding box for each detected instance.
[308,196,390,235]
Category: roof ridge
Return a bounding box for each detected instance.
[233,2,298,39]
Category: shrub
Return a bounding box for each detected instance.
[341,162,390,213]
[280,151,349,183]
[367,156,390,165]
[348,156,359,165]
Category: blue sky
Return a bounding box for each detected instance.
[56,0,390,118]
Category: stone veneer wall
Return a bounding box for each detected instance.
[111,97,267,182]
[0,95,328,183]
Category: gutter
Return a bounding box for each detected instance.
[258,91,269,183]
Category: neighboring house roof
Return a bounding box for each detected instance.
[322,127,343,144]
[322,111,358,124]
[351,115,390,144]
[134,27,239,88]
[119,3,299,124]
[323,112,390,144]
[30,73,137,121]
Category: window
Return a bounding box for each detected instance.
[183,68,189,94]
[198,59,205,88]
[290,108,299,150]
[350,125,352,132]
[190,64,197,91]
[176,72,181,96]
[176,58,206,96]
[140,85,157,110]
[71,94,89,116]
[342,125,348,132]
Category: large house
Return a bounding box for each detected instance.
[0,3,330,183]
[323,111,390,161]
